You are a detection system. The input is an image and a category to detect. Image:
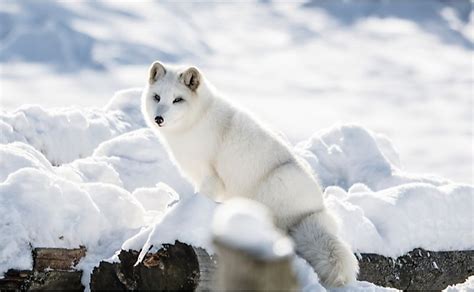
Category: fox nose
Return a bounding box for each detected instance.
[155,116,164,126]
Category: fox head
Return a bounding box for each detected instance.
[142,61,207,131]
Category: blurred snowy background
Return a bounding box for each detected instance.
[0,0,472,183]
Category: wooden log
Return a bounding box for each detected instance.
[0,247,86,291]
[28,270,84,291]
[0,269,31,291]
[33,247,86,272]
[90,241,217,291]
[358,248,474,290]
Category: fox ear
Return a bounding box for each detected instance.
[149,61,166,84]
[180,67,200,91]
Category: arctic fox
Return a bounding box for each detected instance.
[142,61,359,287]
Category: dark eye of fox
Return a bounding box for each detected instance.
[153,94,160,102]
[173,97,184,104]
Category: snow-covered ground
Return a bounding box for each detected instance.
[0,0,473,290]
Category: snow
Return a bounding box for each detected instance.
[0,92,143,165]
[133,183,179,212]
[295,124,450,191]
[326,182,473,257]
[1,0,473,290]
[90,128,192,194]
[122,194,217,263]
[444,276,474,292]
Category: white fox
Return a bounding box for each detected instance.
[141,61,359,287]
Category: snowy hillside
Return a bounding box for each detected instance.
[0,0,472,183]
[1,90,473,290]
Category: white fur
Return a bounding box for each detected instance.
[142,61,359,287]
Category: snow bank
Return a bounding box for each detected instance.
[295,124,450,191]
[0,134,182,277]
[292,124,473,257]
[326,182,473,257]
[0,142,53,182]
[0,166,145,274]
[0,88,144,165]
[90,128,192,194]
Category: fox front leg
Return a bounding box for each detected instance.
[199,170,226,201]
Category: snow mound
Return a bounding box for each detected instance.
[90,128,192,194]
[0,142,53,182]
[212,198,294,260]
[104,88,146,127]
[326,182,473,257]
[0,89,144,165]
[0,139,181,278]
[0,167,145,274]
[295,124,450,191]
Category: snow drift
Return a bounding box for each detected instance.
[0,89,472,291]
[0,89,144,165]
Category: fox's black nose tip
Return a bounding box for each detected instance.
[155,116,164,126]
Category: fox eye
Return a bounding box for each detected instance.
[153,94,160,102]
[173,97,184,104]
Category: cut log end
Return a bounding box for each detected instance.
[33,246,86,272]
